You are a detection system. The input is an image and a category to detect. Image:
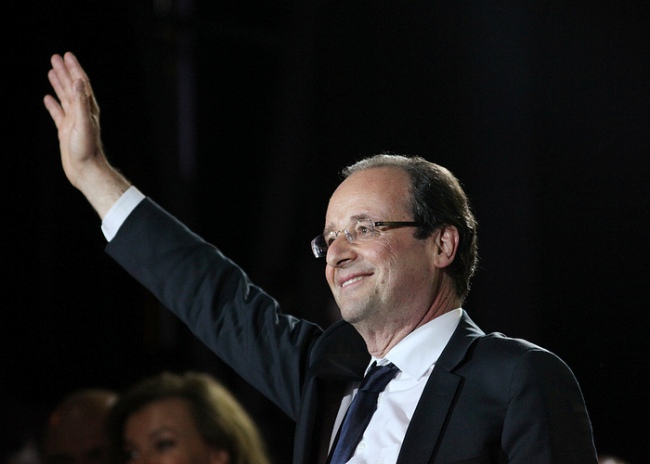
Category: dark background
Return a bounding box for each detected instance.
[4,1,649,463]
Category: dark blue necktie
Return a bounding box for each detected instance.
[328,362,400,464]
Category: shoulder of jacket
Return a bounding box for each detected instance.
[471,331,558,361]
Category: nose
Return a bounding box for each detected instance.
[325,233,356,268]
[144,455,161,464]
[133,451,159,464]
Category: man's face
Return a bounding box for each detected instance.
[42,412,109,464]
[42,394,116,464]
[324,167,440,330]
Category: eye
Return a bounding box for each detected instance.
[354,221,373,239]
[155,438,177,453]
[123,449,139,463]
[325,232,337,246]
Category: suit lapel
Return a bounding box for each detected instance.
[297,312,485,464]
[397,311,485,463]
[398,368,462,463]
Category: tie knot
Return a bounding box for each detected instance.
[359,362,400,393]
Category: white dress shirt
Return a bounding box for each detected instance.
[331,309,462,464]
[101,186,145,240]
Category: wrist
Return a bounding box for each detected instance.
[75,159,131,219]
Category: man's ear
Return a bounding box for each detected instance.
[433,225,459,269]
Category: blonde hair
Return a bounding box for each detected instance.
[106,371,270,464]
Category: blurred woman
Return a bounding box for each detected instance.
[106,372,270,464]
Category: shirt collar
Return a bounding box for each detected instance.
[371,308,463,380]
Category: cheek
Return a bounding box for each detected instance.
[373,241,401,281]
[381,242,430,285]
[168,448,200,464]
[325,266,335,286]
[207,449,230,464]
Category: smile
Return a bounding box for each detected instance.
[341,276,365,288]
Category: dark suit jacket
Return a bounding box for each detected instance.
[106,199,597,463]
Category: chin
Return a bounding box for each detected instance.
[338,304,368,325]
[337,305,354,321]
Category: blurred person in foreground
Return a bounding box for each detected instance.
[43,51,597,463]
[41,389,117,464]
[105,371,270,464]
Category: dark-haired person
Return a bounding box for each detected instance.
[41,389,117,464]
[44,51,597,463]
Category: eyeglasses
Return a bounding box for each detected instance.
[310,219,421,258]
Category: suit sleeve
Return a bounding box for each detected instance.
[502,348,597,462]
[105,198,324,420]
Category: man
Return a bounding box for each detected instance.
[41,389,117,464]
[44,52,597,463]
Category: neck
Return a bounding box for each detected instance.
[356,289,462,359]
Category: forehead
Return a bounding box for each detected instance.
[325,166,412,226]
[125,398,195,434]
[43,404,109,452]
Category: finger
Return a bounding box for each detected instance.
[50,54,73,94]
[43,94,64,128]
[47,68,66,106]
[64,52,90,83]
[71,78,92,124]
[64,52,95,102]
[49,56,77,115]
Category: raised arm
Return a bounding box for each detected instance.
[43,52,130,218]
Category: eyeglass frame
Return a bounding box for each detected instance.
[310,220,422,258]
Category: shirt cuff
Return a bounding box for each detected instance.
[101,186,146,241]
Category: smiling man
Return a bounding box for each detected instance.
[44,51,597,463]
[322,164,463,357]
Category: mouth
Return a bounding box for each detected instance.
[339,273,370,288]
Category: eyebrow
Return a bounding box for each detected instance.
[149,426,176,439]
[125,425,177,448]
[323,214,372,233]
